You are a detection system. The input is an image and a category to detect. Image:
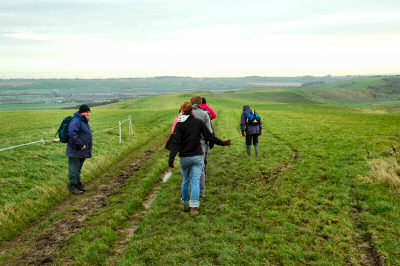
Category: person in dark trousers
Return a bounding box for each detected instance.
[169,102,231,216]
[241,105,262,156]
[66,104,93,195]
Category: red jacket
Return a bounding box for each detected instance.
[200,104,217,120]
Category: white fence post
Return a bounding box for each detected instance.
[119,121,122,144]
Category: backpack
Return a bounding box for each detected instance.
[56,116,81,143]
[246,110,261,126]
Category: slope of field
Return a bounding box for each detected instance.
[302,76,400,105]
[1,90,400,264]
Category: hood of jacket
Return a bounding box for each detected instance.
[242,105,250,112]
[177,114,190,123]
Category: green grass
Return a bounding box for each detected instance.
[1,89,400,264]
[116,98,400,264]
[0,107,176,245]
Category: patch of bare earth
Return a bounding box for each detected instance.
[261,149,299,186]
[4,145,160,265]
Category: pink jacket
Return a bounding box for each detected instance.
[200,104,217,120]
[171,114,181,134]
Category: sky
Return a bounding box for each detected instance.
[0,0,400,78]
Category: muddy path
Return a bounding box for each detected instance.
[2,143,162,265]
[352,190,385,265]
[106,178,165,265]
[0,136,165,257]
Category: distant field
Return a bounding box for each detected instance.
[1,75,400,110]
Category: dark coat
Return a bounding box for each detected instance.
[66,112,93,158]
[240,105,262,135]
[169,115,225,163]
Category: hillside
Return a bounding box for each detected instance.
[1,90,400,264]
[0,76,342,109]
[1,75,399,110]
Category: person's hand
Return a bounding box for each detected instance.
[168,161,174,168]
[241,131,245,137]
[258,131,262,136]
[81,145,87,150]
[224,140,231,146]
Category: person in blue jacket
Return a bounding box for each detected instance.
[241,105,262,156]
[66,104,93,194]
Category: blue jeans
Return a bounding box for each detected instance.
[180,155,204,208]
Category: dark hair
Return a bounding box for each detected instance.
[202,97,207,104]
[79,104,91,113]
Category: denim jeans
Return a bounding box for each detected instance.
[180,155,204,208]
[68,157,85,185]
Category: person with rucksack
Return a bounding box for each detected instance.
[66,104,93,194]
[241,105,262,156]
[190,95,213,198]
[168,102,231,216]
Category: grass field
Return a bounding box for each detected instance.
[1,90,400,264]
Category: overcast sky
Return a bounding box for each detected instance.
[1,0,399,78]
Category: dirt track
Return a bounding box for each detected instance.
[3,145,161,265]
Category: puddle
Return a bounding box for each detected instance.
[163,171,172,183]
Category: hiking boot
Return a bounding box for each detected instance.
[183,203,190,212]
[69,185,83,195]
[191,207,199,216]
[246,145,251,156]
[77,183,87,193]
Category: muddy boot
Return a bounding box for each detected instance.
[191,207,199,216]
[246,145,251,156]
[69,185,83,195]
[183,203,190,212]
[77,182,87,193]
[255,143,259,157]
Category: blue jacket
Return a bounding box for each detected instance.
[66,112,93,158]
[240,105,262,135]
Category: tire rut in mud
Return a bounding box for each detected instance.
[107,177,165,265]
[10,145,160,265]
[260,148,298,186]
[352,201,385,265]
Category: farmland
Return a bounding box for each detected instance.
[1,82,400,264]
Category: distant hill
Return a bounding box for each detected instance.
[0,75,399,109]
[0,76,332,109]
[223,76,400,106]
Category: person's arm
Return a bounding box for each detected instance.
[207,106,217,120]
[68,118,84,149]
[169,125,182,165]
[240,112,247,132]
[200,121,230,146]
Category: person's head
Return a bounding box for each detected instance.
[243,105,250,111]
[202,97,207,104]
[181,102,193,115]
[190,95,202,106]
[79,104,91,119]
